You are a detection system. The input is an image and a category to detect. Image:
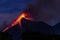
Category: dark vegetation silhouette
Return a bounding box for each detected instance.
[0,32,12,40]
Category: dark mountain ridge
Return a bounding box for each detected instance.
[3,18,60,40]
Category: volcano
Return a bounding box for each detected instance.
[2,18,60,40]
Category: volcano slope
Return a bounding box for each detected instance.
[4,18,60,40]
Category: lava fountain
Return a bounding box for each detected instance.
[2,12,32,32]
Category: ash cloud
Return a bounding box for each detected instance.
[25,0,60,26]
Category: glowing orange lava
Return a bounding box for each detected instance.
[2,13,32,32]
[11,13,32,27]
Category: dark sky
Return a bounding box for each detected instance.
[28,0,60,26]
[0,0,31,30]
[0,0,60,30]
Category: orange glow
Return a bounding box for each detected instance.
[11,13,32,27]
[2,13,32,32]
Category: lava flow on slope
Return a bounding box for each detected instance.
[2,12,32,32]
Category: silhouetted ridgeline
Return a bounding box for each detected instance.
[2,18,60,40]
[21,18,60,35]
[6,24,21,40]
[21,18,60,40]
[53,23,60,34]
[21,18,52,34]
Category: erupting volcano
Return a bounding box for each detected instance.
[2,12,32,32]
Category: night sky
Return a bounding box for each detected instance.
[0,0,31,30]
[0,0,60,40]
[0,0,60,30]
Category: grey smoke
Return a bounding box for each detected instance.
[24,0,60,26]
